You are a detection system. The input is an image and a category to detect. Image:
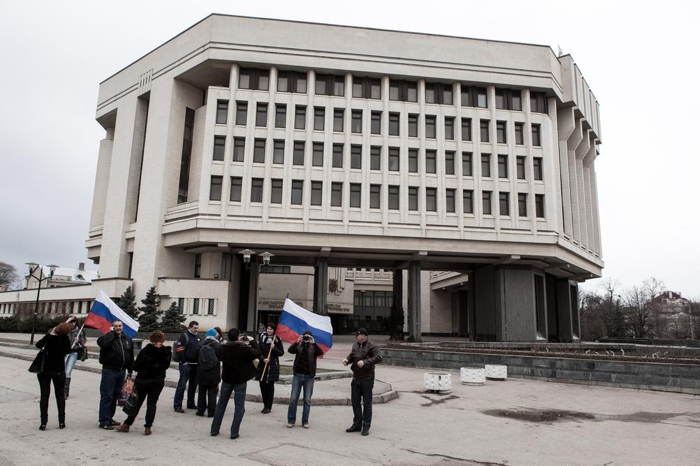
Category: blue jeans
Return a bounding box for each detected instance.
[98,368,125,426]
[287,374,315,425]
[64,352,78,378]
[210,382,247,436]
[174,363,198,409]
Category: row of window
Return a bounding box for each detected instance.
[176,297,216,316]
[216,101,543,145]
[212,139,544,180]
[237,67,549,111]
[210,176,545,217]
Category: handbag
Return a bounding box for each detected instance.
[117,376,135,407]
[122,388,139,416]
[78,346,88,361]
[28,348,46,374]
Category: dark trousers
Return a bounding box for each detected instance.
[259,380,275,410]
[37,372,66,425]
[197,384,218,416]
[210,382,247,436]
[125,379,165,428]
[351,378,374,428]
[174,363,198,409]
[99,368,125,426]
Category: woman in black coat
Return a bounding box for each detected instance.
[35,318,73,430]
[256,324,284,414]
[116,331,172,435]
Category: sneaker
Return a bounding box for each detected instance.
[286,423,294,428]
[99,424,114,430]
[230,433,240,439]
[302,424,310,429]
[210,432,219,437]
[39,424,46,431]
[346,424,361,433]
[262,408,271,414]
[174,408,185,413]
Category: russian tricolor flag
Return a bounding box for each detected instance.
[277,298,333,353]
[85,290,140,338]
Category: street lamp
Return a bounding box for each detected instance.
[238,249,256,264]
[260,251,274,266]
[26,262,58,345]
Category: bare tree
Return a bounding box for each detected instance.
[0,261,20,291]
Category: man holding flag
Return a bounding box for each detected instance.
[85,291,138,430]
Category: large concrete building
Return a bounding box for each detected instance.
[0,15,603,341]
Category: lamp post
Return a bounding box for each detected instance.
[26,262,58,345]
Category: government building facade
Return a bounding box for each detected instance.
[0,15,603,341]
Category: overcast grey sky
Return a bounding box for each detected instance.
[0,0,698,296]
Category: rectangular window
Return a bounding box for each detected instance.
[498,154,508,178]
[270,179,283,204]
[388,185,399,210]
[388,147,400,172]
[499,192,510,216]
[481,153,491,177]
[256,103,268,127]
[408,114,418,137]
[408,148,418,173]
[446,188,456,213]
[425,115,436,139]
[277,70,307,93]
[294,105,306,130]
[192,298,199,315]
[351,145,362,169]
[482,191,492,215]
[531,124,541,146]
[463,189,473,213]
[461,86,488,108]
[445,117,455,140]
[535,194,545,218]
[368,111,381,135]
[239,68,269,90]
[351,110,363,133]
[497,121,507,144]
[315,74,345,96]
[313,107,325,131]
[332,143,343,168]
[425,150,437,174]
[533,157,543,180]
[370,184,381,209]
[230,176,242,202]
[462,152,473,176]
[350,183,361,207]
[331,182,342,207]
[213,135,225,161]
[333,108,344,132]
[235,101,247,125]
[495,89,522,111]
[293,141,305,166]
[425,187,437,212]
[251,178,263,203]
[311,181,322,206]
[516,156,526,180]
[253,138,266,163]
[445,151,455,175]
[291,180,303,205]
[388,112,400,136]
[389,80,418,102]
[480,119,490,143]
[370,146,381,170]
[233,137,245,162]
[275,104,287,128]
[425,82,453,105]
[312,142,324,167]
[514,122,524,145]
[530,92,548,113]
[208,299,215,316]
[216,100,228,124]
[352,76,381,99]
[461,118,472,142]
[408,186,419,211]
[518,193,528,217]
[273,140,285,164]
[209,175,223,201]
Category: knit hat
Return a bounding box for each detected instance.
[355,328,368,336]
[205,328,219,338]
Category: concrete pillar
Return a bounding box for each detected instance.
[246,263,259,332]
[313,258,329,315]
[407,261,422,342]
[391,269,404,338]
[556,278,575,342]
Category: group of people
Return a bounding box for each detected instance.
[33,317,382,439]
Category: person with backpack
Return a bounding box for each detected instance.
[173,320,201,413]
[34,318,73,430]
[256,324,284,414]
[196,328,222,417]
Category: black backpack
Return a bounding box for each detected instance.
[198,343,218,371]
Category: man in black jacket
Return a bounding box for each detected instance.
[343,328,382,436]
[210,328,261,439]
[286,330,323,428]
[96,321,134,430]
[173,320,201,413]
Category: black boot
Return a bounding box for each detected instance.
[346,424,361,433]
[361,424,370,436]
[64,378,71,399]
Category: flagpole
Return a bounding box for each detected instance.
[260,293,289,382]
[71,323,85,349]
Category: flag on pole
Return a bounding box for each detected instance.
[85,290,140,338]
[277,298,333,353]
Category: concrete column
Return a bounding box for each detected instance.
[407,261,422,342]
[391,269,404,338]
[313,258,329,315]
[89,132,114,230]
[246,263,259,332]
[556,278,575,342]
[556,107,575,237]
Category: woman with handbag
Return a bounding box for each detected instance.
[116,331,172,435]
[64,318,87,399]
[33,318,73,430]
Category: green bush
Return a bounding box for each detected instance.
[0,316,65,334]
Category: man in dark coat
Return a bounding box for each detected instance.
[210,329,261,439]
[173,320,201,413]
[96,320,134,430]
[197,328,222,417]
[255,324,284,414]
[286,330,323,428]
[343,328,382,436]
